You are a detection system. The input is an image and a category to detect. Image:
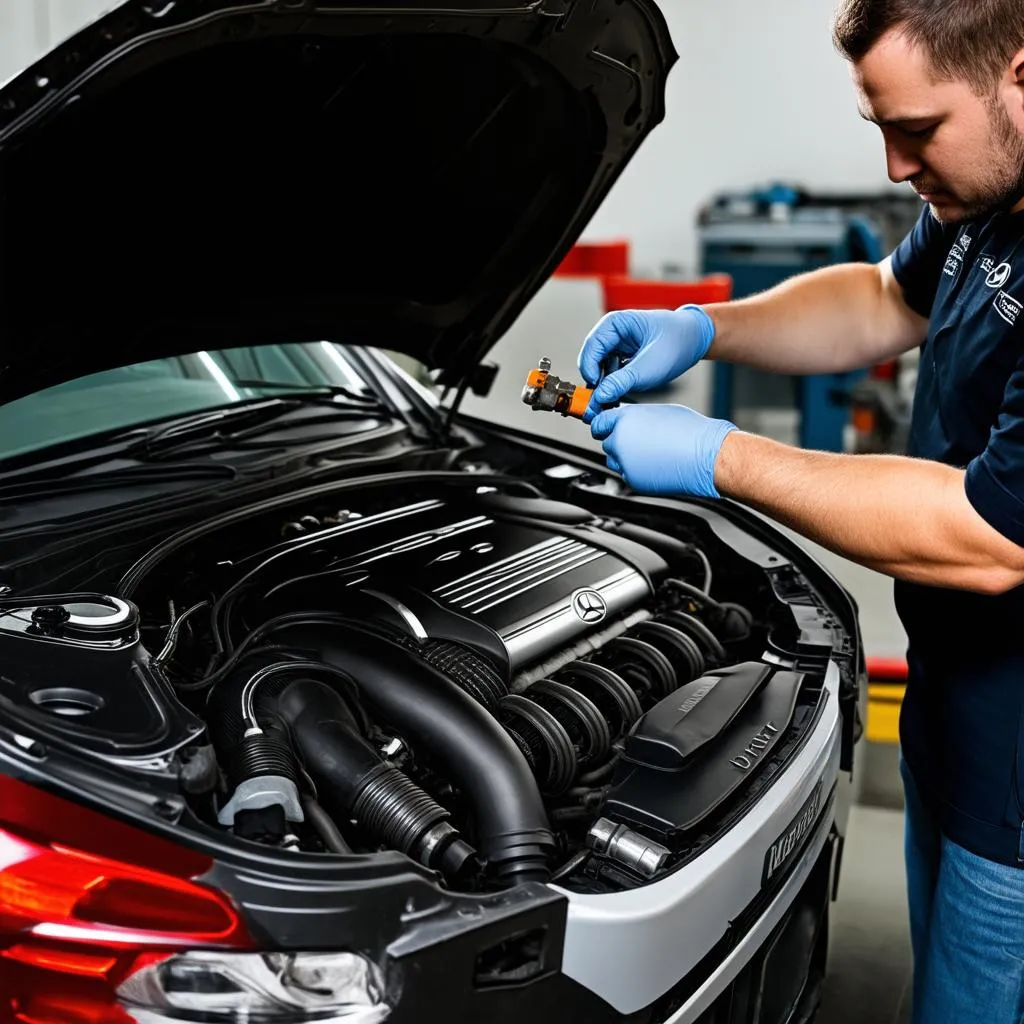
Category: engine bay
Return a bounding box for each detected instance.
[0,472,855,896]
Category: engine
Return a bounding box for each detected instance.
[0,477,830,895]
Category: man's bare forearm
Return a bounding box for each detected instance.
[713,432,1024,595]
[702,260,927,375]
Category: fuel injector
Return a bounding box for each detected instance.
[521,357,594,419]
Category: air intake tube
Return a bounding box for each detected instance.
[274,679,476,879]
[268,623,556,885]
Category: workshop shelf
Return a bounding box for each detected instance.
[600,273,734,312]
[555,240,631,278]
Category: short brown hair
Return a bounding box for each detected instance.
[833,0,1024,92]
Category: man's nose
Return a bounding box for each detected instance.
[884,140,924,183]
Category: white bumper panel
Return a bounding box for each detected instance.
[553,661,842,1015]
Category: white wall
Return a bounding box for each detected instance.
[582,0,895,276]
[0,0,113,85]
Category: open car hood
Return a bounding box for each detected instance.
[0,0,676,405]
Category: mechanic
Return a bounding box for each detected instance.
[578,2,1024,1021]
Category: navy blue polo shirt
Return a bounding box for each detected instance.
[891,203,1024,866]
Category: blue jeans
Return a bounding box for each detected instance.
[901,758,1024,1023]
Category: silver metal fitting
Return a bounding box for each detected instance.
[217,774,305,827]
[587,817,670,878]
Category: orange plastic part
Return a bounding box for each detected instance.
[567,385,594,419]
[525,368,548,389]
[852,406,875,434]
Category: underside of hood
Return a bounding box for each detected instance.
[0,0,676,404]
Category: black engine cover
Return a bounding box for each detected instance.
[260,494,669,672]
[603,662,804,844]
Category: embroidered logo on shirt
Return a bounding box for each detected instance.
[959,233,973,252]
[993,290,1022,325]
[980,255,997,274]
[986,262,1012,289]
[944,244,966,276]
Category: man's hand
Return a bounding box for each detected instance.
[590,404,737,498]
[577,306,715,422]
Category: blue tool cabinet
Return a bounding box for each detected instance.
[698,186,887,452]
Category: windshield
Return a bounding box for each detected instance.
[0,342,430,462]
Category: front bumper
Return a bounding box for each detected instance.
[557,661,841,1018]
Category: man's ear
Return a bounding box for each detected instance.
[1008,47,1024,117]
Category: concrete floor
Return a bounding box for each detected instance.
[821,776,912,1024]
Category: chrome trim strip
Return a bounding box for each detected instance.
[449,542,594,607]
[348,517,493,567]
[460,550,606,613]
[260,517,493,600]
[442,539,586,602]
[360,590,428,640]
[434,536,573,597]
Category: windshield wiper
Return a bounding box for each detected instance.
[0,394,394,482]
[130,395,391,461]
[0,463,237,504]
[230,380,381,406]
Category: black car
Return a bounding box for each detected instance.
[0,3,864,1022]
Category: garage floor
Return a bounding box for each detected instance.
[820,782,912,1023]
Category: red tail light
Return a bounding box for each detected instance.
[0,776,389,1024]
[0,775,251,1024]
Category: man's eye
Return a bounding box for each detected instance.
[901,123,938,139]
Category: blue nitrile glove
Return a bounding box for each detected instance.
[577,305,716,423]
[590,404,737,498]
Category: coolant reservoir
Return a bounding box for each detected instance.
[0,592,203,763]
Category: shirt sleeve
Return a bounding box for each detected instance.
[889,206,955,318]
[965,351,1024,546]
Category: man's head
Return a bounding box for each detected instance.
[833,0,1024,223]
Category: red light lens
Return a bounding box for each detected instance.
[75,877,238,936]
[0,776,251,1024]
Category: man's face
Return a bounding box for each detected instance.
[851,29,1024,222]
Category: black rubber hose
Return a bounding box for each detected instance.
[268,623,556,886]
[206,670,302,793]
[663,579,753,642]
[628,621,705,684]
[302,796,352,854]
[658,610,727,664]
[499,693,578,796]
[555,661,643,739]
[276,680,475,879]
[601,520,707,581]
[276,679,381,798]
[551,849,590,882]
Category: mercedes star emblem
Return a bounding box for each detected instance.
[571,588,608,624]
